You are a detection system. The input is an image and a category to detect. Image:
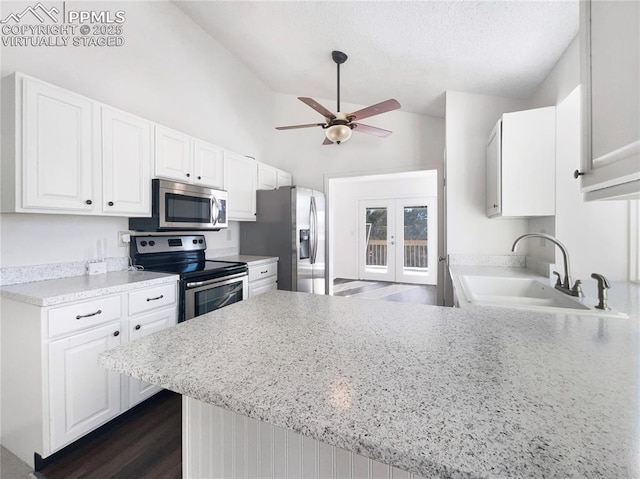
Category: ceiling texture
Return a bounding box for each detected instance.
[175,1,579,118]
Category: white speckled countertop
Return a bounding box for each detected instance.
[99,289,639,478]
[0,271,179,306]
[211,254,278,266]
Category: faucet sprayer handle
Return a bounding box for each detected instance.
[552,271,562,287]
[591,273,611,310]
[590,273,611,289]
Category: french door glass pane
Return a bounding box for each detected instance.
[403,206,428,269]
[365,208,387,267]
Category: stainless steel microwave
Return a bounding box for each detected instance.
[129,179,228,231]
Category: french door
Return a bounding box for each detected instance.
[358,197,437,284]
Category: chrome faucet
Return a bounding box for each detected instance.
[511,233,583,297]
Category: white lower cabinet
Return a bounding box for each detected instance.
[0,279,178,467]
[49,321,122,452]
[248,258,278,298]
[128,308,176,407]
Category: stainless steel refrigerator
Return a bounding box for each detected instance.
[240,186,325,294]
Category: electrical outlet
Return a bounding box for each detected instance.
[117,231,131,247]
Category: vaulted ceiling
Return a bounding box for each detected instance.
[176,1,578,118]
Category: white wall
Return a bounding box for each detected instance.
[0,1,275,268]
[273,93,444,191]
[445,91,530,256]
[331,171,438,280]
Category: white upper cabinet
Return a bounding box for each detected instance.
[2,73,152,217]
[101,107,152,215]
[154,125,193,183]
[486,106,556,218]
[22,77,94,211]
[579,0,640,200]
[154,127,225,190]
[225,151,257,220]
[193,140,225,189]
[257,162,293,190]
[257,162,278,190]
[277,169,292,187]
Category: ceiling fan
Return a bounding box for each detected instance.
[275,51,401,145]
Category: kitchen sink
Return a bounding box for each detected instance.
[459,275,628,318]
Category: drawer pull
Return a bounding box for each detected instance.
[76,309,102,320]
[261,270,268,274]
[146,294,164,302]
[135,324,141,330]
[113,330,120,337]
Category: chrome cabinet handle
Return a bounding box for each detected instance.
[76,309,102,320]
[146,295,164,302]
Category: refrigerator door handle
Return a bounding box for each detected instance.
[310,196,318,264]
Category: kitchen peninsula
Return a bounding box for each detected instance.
[99,290,639,478]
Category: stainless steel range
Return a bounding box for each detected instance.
[130,234,248,322]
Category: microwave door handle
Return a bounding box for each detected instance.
[211,197,219,225]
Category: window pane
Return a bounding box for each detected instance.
[403,206,428,268]
[365,208,387,267]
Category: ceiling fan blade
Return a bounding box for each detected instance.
[275,123,325,131]
[348,99,401,121]
[322,137,334,145]
[298,97,336,120]
[352,123,392,138]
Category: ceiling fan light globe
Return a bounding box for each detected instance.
[325,124,352,143]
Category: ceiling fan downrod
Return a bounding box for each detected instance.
[332,50,348,113]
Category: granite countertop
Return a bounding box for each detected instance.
[0,271,179,306]
[212,254,278,266]
[99,290,639,478]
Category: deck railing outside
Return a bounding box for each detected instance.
[366,240,428,268]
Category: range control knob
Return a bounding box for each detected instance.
[149,240,155,246]
[193,239,197,244]
[140,241,147,247]
[198,239,204,244]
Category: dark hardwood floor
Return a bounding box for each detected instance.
[39,390,182,479]
[333,278,438,305]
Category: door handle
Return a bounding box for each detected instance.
[438,256,446,262]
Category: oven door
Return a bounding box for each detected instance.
[183,273,248,320]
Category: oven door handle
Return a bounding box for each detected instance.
[186,272,247,289]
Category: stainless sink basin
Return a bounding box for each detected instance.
[459,275,628,318]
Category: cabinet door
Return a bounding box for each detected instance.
[224,151,257,221]
[128,308,177,408]
[22,77,94,211]
[155,125,193,183]
[276,169,292,187]
[49,321,122,452]
[257,163,278,190]
[101,107,152,216]
[580,0,640,200]
[486,121,501,217]
[194,140,225,189]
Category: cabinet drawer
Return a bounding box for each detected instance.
[248,261,278,282]
[249,279,277,298]
[128,283,176,316]
[48,296,121,338]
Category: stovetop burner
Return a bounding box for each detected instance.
[130,234,247,281]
